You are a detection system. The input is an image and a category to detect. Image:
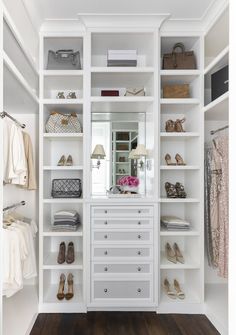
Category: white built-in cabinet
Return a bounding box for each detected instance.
[0,6,229,335]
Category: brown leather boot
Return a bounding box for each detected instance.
[57,242,66,264]
[66,242,75,264]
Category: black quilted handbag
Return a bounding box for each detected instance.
[51,179,82,198]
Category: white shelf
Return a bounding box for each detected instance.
[204,92,229,121]
[43,199,83,204]
[43,70,84,76]
[161,98,200,105]
[43,252,83,270]
[43,166,83,171]
[43,284,83,304]
[159,198,200,203]
[91,66,154,73]
[204,46,229,75]
[43,133,83,140]
[160,166,200,170]
[43,229,83,237]
[160,132,200,138]
[42,99,83,105]
[160,70,200,76]
[160,229,200,237]
[160,252,199,269]
[91,96,154,103]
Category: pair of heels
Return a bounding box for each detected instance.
[57,155,73,166]
[165,153,186,166]
[163,278,185,300]
[57,273,74,300]
[57,92,77,99]
[165,182,187,198]
[165,242,184,264]
[165,118,186,132]
[57,242,75,264]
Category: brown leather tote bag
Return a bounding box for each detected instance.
[163,43,196,70]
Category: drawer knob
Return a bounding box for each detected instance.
[137,251,141,255]
[138,210,141,214]
[104,221,108,225]
[137,288,142,293]
[104,267,108,272]
[104,289,108,293]
[104,251,108,255]
[104,210,108,214]
[104,235,108,239]
[138,221,141,225]
[137,267,142,272]
[138,235,141,239]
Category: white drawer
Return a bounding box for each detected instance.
[92,218,153,228]
[92,246,152,259]
[92,262,151,274]
[92,230,152,243]
[91,206,153,218]
[93,280,151,300]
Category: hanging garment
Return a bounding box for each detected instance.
[4,120,27,186]
[2,218,38,297]
[207,135,228,278]
[22,132,37,190]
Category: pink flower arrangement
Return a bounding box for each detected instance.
[117,175,139,187]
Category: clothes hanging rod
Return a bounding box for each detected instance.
[0,111,26,129]
[3,201,26,212]
[210,125,229,135]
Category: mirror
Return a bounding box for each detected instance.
[91,112,146,196]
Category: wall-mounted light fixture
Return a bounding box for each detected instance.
[91,144,106,169]
[129,144,151,171]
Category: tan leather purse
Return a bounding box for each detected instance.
[125,88,145,96]
[163,43,196,70]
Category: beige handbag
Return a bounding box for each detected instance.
[45,111,82,133]
[125,88,145,96]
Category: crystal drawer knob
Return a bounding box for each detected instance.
[137,267,141,272]
[104,251,108,255]
[104,289,108,293]
[138,221,141,225]
[137,251,141,255]
[104,267,108,272]
[104,210,108,214]
[138,210,141,214]
[104,221,108,225]
[104,235,108,239]
[138,235,141,239]
[137,288,141,293]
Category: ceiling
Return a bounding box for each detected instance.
[30,0,219,21]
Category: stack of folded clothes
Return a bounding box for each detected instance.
[161,215,190,231]
[52,210,80,232]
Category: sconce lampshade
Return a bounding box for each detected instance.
[134,144,148,157]
[128,149,138,159]
[91,144,106,159]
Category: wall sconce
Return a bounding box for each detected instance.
[91,144,106,169]
[134,144,148,170]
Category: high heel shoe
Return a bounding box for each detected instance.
[175,182,187,198]
[175,153,186,166]
[65,155,73,166]
[165,154,176,166]
[165,242,177,263]
[165,182,178,198]
[174,279,185,299]
[66,242,75,264]
[57,155,66,166]
[57,273,66,300]
[57,242,66,264]
[173,242,185,264]
[163,278,176,299]
[65,273,74,300]
[175,118,186,132]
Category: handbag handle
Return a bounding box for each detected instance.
[172,43,185,54]
[56,49,74,54]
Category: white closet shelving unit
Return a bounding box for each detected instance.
[39,33,87,312]
[158,33,204,312]
[204,7,229,335]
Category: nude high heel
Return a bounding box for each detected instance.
[57,273,66,300]
[65,273,74,300]
[175,153,186,166]
[57,155,66,166]
[174,279,185,299]
[165,242,177,263]
[165,154,176,166]
[173,242,185,264]
[163,278,176,299]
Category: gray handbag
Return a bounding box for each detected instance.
[47,49,81,70]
